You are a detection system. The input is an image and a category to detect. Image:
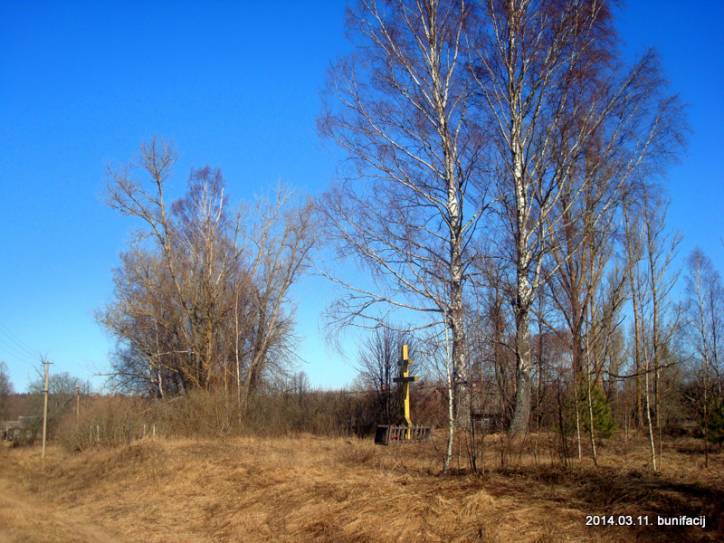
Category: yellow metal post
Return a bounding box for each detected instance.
[401,344,412,440]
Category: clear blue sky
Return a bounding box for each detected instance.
[1,1,722,392]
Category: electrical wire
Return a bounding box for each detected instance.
[0,322,41,368]
[0,337,37,366]
[0,322,39,359]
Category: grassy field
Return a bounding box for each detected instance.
[0,434,721,542]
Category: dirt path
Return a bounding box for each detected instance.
[0,476,122,543]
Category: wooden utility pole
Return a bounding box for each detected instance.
[41,359,51,460]
[75,385,80,424]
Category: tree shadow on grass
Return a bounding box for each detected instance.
[485,465,722,542]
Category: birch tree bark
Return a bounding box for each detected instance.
[319,0,487,470]
[641,191,681,467]
[471,0,684,437]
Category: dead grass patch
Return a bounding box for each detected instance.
[0,434,721,542]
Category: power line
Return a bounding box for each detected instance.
[0,336,38,366]
[0,322,39,359]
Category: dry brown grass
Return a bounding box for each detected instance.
[0,433,721,542]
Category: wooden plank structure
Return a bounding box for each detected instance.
[374,424,431,445]
[374,344,432,445]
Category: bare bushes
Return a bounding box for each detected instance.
[154,392,237,437]
[57,395,147,451]
[152,389,382,438]
[55,389,400,451]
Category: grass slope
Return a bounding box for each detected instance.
[0,434,721,542]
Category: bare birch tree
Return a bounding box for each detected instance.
[470,0,684,436]
[641,191,681,466]
[319,0,488,471]
[684,249,723,466]
[622,190,681,471]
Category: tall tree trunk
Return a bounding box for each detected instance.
[584,332,598,465]
[234,286,242,426]
[510,299,532,437]
[575,397,583,462]
[623,206,644,429]
[648,239,662,465]
[536,307,544,431]
[644,356,657,472]
[506,0,533,438]
[443,326,455,472]
[640,317,658,472]
[632,295,643,429]
[703,362,709,468]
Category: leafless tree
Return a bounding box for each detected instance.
[319,0,488,470]
[622,199,646,430]
[239,192,316,413]
[469,0,684,437]
[101,140,315,415]
[622,190,681,471]
[28,370,91,433]
[641,191,681,466]
[468,258,516,426]
[684,248,723,466]
[357,326,417,424]
[0,361,12,419]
